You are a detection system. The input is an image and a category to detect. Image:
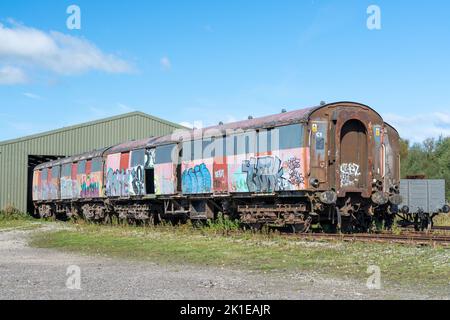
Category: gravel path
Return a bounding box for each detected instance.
[0,225,447,300]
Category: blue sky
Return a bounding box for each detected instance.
[0,0,450,142]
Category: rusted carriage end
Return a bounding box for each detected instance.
[306,102,402,231]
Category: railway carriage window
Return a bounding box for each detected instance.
[130,149,145,167]
[278,124,304,150]
[155,144,177,164]
[62,164,71,177]
[193,139,203,160]
[41,169,47,181]
[91,157,102,172]
[182,141,193,162]
[77,160,86,174]
[85,160,92,175]
[51,166,60,179]
[203,135,226,160]
[232,131,253,156]
[245,136,250,154]
[257,129,272,153]
[216,136,226,158]
[202,137,213,159]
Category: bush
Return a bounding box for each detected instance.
[0,205,30,220]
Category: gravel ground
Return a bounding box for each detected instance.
[0,226,448,300]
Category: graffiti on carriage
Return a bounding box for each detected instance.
[340,163,361,187]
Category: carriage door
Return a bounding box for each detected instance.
[310,121,328,187]
[339,119,368,190]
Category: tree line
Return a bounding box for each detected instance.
[400,136,450,199]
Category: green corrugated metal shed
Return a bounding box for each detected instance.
[0,111,185,213]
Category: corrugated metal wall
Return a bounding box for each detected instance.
[0,113,183,213]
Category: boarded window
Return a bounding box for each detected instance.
[229,131,256,156]
[257,129,273,153]
[51,166,60,179]
[155,144,177,164]
[120,153,130,170]
[202,138,213,159]
[62,164,71,177]
[41,169,48,180]
[91,157,102,172]
[130,149,145,167]
[278,124,304,150]
[212,136,227,158]
[77,160,86,174]
[204,136,227,158]
[86,160,92,175]
[193,139,203,160]
[71,164,77,180]
[182,141,193,161]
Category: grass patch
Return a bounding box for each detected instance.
[434,213,450,226]
[31,221,450,288]
[0,210,41,230]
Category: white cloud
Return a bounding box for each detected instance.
[0,65,28,84]
[160,56,171,71]
[384,112,450,142]
[23,92,41,100]
[88,103,137,119]
[179,121,203,129]
[117,103,135,113]
[0,22,133,82]
[434,112,450,129]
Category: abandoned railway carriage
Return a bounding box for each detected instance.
[32,102,402,232]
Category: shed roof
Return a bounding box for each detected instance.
[0,111,186,147]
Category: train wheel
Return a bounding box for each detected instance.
[243,223,263,232]
[290,224,306,234]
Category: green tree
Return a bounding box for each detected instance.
[400,136,450,199]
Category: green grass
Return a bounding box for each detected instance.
[0,211,41,230]
[31,222,450,288]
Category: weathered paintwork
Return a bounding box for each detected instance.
[154,144,178,195]
[33,102,401,204]
[32,167,59,201]
[226,148,309,193]
[155,162,177,195]
[181,158,213,194]
[307,102,386,198]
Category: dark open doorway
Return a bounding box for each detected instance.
[145,168,155,194]
[27,155,65,215]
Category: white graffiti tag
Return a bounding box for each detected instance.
[340,163,361,187]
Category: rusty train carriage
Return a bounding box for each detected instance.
[32,102,403,232]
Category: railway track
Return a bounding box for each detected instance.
[431,226,450,232]
[400,225,450,233]
[291,232,450,246]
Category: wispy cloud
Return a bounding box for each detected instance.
[117,103,135,113]
[0,65,28,84]
[0,21,133,84]
[384,111,450,142]
[160,56,171,71]
[179,121,204,129]
[23,92,41,100]
[88,103,137,119]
